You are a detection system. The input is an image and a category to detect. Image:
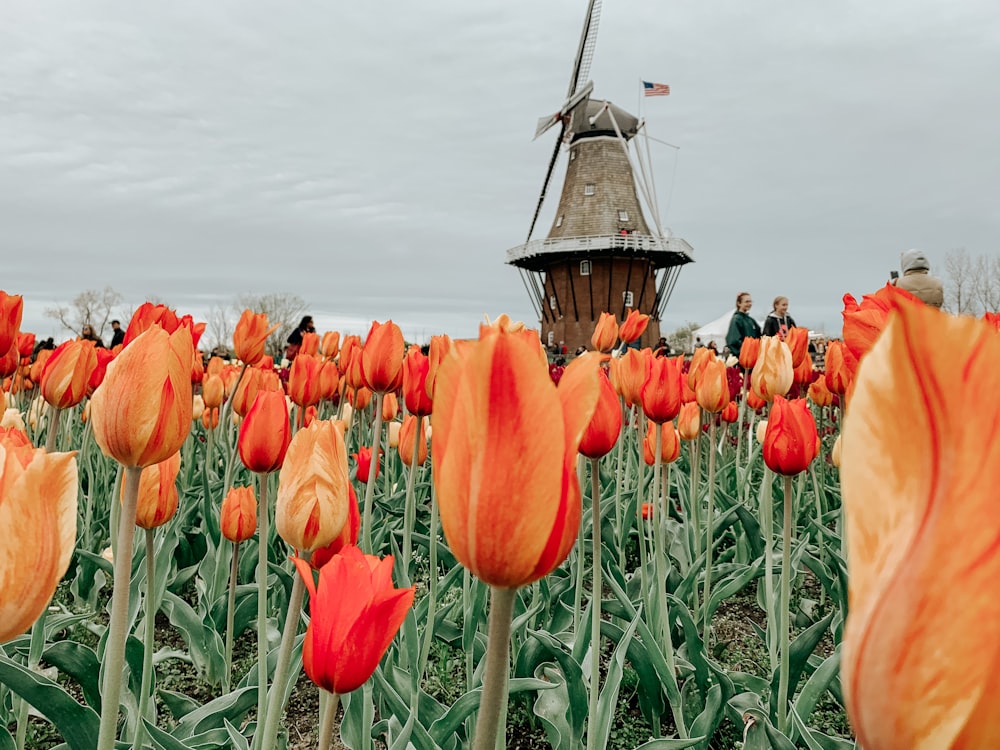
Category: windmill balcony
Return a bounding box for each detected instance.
[505,232,694,271]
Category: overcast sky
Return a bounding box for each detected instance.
[3,0,999,344]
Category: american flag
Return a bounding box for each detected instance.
[643,80,671,97]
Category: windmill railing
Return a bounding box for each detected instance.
[505,233,694,267]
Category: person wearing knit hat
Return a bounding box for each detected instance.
[893,249,944,308]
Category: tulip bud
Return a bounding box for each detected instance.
[695,359,729,413]
[321,331,341,360]
[785,327,809,367]
[398,415,427,467]
[720,400,739,423]
[239,390,291,473]
[643,421,681,465]
[202,374,225,410]
[756,419,768,445]
[220,485,257,543]
[750,336,794,403]
[233,310,278,366]
[579,369,622,459]
[382,392,399,422]
[40,340,98,409]
[131,452,181,529]
[762,396,819,475]
[618,309,650,344]
[361,320,405,393]
[677,402,701,441]
[387,420,401,448]
[590,312,619,353]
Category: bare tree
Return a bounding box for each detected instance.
[44,286,124,341]
[972,254,1000,313]
[943,248,979,315]
[235,292,308,359]
[666,322,700,355]
[204,302,238,355]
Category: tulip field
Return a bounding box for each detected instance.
[1,289,995,750]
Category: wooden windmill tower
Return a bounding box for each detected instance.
[505,0,694,353]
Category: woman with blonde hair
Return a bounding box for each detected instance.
[762,296,797,340]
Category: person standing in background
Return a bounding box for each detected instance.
[762,296,797,340]
[109,319,125,348]
[726,291,761,360]
[893,249,944,308]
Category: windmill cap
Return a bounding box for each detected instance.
[900,249,930,272]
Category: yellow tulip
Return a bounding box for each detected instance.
[750,335,793,403]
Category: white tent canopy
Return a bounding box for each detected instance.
[692,311,822,352]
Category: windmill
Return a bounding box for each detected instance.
[505,0,694,353]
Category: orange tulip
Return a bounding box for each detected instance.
[131,452,181,529]
[202,374,225,410]
[761,396,818,476]
[739,336,761,371]
[641,502,654,520]
[792,355,813,385]
[807,377,834,408]
[190,350,204,385]
[310,484,361,569]
[39,340,98,409]
[695,359,729,413]
[29,349,51,384]
[16,332,35,360]
[618,309,650,344]
[179,316,206,350]
[398,415,427,467]
[746,388,767,412]
[337,335,361,377]
[122,302,181,347]
[687,347,714,390]
[720,400,739,423]
[220,485,257,543]
[677,402,701,441]
[841,303,1000,750]
[590,312,618,353]
[360,320,404,394]
[0,292,24,358]
[609,348,649,408]
[823,341,852,397]
[288,353,323,408]
[0,432,77,643]
[785,327,809,367]
[643,421,681,465]
[276,419,351,552]
[841,285,917,369]
[983,311,1000,331]
[640,352,682,424]
[0,345,19,379]
[293,546,414,694]
[344,348,365,391]
[351,386,372,411]
[300,331,320,358]
[431,330,602,588]
[319,360,340,402]
[232,366,281,418]
[238,390,291,473]
[91,326,193,468]
[233,310,278,365]
[353,446,380,483]
[402,346,433,417]
[579,368,622,459]
[206,355,225,378]
[750,336,793,403]
[425,334,452,402]
[320,331,341,360]
[382,392,399,422]
[201,407,220,430]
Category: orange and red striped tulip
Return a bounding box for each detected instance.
[431,330,602,588]
[190,350,204,384]
[353,446,379,484]
[0,432,77,643]
[179,316,206,349]
[288,353,323,408]
[233,310,278,365]
[202,374,225,410]
[750,336,793,403]
[403,346,433,417]
[785,327,809,367]
[39,340,99,409]
[0,292,23,358]
[720,400,739,423]
[276,419,351,552]
[695,359,729,413]
[610,347,649,408]
[321,331,341,360]
[618,309,650,344]
[807,377,834,408]
[425,334,452,402]
[739,336,761,371]
[579,368,622,459]
[382,392,399,422]
[761,396,818,476]
[337,335,361,376]
[841,303,1000,750]
[238,390,291,473]
[91,326,193,468]
[640,352,682,423]
[293,546,414,694]
[983,311,1000,331]
[221,485,257,543]
[590,312,618,353]
[122,302,181,347]
[643,421,681,465]
[677,402,701,441]
[398,415,427,467]
[360,320,404,394]
[131,451,181,529]
[310,484,361,569]
[687,347,714,390]
[343,348,365,391]
[841,285,917,368]
[823,341,853,397]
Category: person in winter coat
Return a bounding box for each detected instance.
[762,296,797,340]
[726,291,761,360]
[893,249,944,308]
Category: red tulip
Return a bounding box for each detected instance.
[353,446,380,483]
[360,320,404,393]
[238,390,291,473]
[0,292,23,358]
[220,485,257,543]
[640,352,682,423]
[762,396,819,476]
[579,368,622,459]
[402,346,433,417]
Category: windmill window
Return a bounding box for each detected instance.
[618,210,629,221]
[570,150,576,161]
[549,295,558,310]
[622,291,634,307]
[584,184,595,196]
[556,215,563,228]
[580,260,591,276]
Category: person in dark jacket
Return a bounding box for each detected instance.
[284,315,315,361]
[726,292,761,360]
[761,296,797,340]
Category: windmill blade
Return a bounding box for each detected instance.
[526,120,566,242]
[534,80,594,140]
[567,0,602,98]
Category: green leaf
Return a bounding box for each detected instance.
[769,612,834,715]
[42,641,102,711]
[592,610,641,750]
[170,686,256,739]
[0,726,15,750]
[0,652,100,750]
[222,719,251,750]
[427,677,553,744]
[533,663,573,750]
[740,708,796,750]
[633,739,706,750]
[142,719,191,750]
[158,689,200,721]
[791,644,841,737]
[160,591,226,686]
[789,706,855,750]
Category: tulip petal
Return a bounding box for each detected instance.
[843,303,1000,749]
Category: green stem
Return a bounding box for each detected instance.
[256,471,272,738]
[613,398,626,570]
[472,587,517,750]
[14,607,46,750]
[44,405,61,453]
[573,455,586,636]
[260,551,311,750]
[777,474,794,733]
[401,427,420,572]
[650,427,667,649]
[361,392,385,554]
[97,465,143,750]
[132,529,157,750]
[735,376,747,479]
[317,691,340,750]
[224,541,241,693]
[417,479,440,678]
[634,418,649,623]
[586,458,602,750]
[703,421,717,639]
[463,569,473,694]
